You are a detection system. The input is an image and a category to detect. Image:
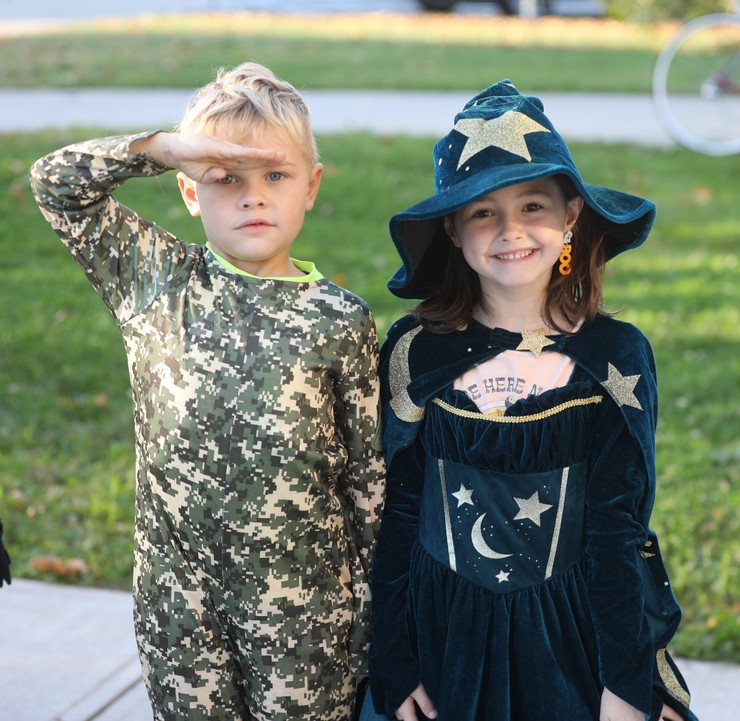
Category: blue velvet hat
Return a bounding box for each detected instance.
[388,80,656,300]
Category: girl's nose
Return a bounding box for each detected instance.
[497,214,523,241]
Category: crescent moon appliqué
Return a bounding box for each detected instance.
[471,514,513,559]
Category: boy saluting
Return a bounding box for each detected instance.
[31,62,385,721]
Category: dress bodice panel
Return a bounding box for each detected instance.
[417,371,604,594]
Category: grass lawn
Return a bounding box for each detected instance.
[0,13,682,92]
[0,128,737,662]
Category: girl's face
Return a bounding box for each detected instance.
[445,177,583,302]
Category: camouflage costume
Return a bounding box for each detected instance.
[31,135,386,721]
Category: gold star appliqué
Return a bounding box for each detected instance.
[602,362,643,410]
[453,111,550,169]
[516,328,555,358]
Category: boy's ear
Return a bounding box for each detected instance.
[304,163,324,212]
[177,172,201,217]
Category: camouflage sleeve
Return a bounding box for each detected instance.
[334,304,386,676]
[29,133,190,324]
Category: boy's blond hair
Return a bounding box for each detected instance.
[176,62,319,164]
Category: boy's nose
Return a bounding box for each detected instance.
[238,184,265,208]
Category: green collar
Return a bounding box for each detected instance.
[207,244,323,282]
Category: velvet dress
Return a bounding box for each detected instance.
[368,315,697,721]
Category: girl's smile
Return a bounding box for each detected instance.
[493,248,538,262]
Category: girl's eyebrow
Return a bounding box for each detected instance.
[514,185,552,198]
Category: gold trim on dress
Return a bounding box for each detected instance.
[389,325,425,423]
[656,648,691,707]
[432,395,603,423]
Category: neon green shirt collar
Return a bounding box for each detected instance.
[207,243,323,282]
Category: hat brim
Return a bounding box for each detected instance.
[388,162,655,300]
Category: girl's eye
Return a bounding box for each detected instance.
[471,208,493,219]
[267,171,284,182]
[217,174,237,185]
[524,202,544,212]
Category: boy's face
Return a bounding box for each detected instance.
[178,126,322,277]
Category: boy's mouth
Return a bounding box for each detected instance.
[237,218,272,230]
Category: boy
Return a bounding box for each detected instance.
[30,62,385,721]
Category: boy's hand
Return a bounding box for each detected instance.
[131,132,286,184]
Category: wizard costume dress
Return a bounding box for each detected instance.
[367,82,698,721]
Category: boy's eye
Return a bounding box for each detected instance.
[217,174,237,185]
[267,171,284,182]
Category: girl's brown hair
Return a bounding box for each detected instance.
[413,176,608,335]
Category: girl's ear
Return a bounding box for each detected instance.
[566,195,585,230]
[444,215,460,247]
[177,172,201,217]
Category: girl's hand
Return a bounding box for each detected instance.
[601,687,685,721]
[660,704,684,721]
[600,687,645,721]
[131,132,286,184]
[395,683,438,721]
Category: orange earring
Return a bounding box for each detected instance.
[559,230,573,275]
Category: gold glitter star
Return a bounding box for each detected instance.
[453,111,551,169]
[516,328,555,358]
[602,362,643,410]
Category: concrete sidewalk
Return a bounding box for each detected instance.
[1,579,736,721]
[1,580,148,721]
[0,87,678,147]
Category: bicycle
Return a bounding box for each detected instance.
[652,0,740,155]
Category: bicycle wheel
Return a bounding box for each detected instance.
[652,13,740,155]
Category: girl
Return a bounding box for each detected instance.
[364,81,697,721]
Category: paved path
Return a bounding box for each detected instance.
[1,579,737,720]
[0,87,677,147]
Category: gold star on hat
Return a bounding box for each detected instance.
[516,328,555,358]
[602,362,643,410]
[453,110,551,169]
